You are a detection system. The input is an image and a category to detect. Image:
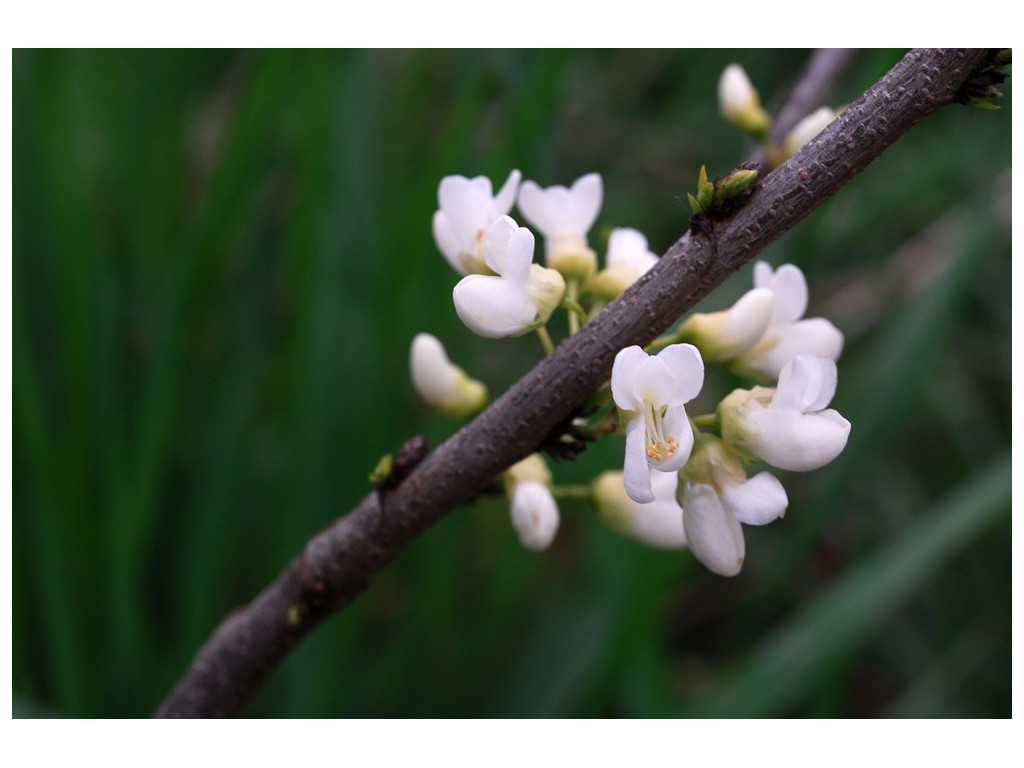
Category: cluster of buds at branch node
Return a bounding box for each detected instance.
[687,163,760,232]
[958,49,1012,110]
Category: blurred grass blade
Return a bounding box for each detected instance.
[685,453,1010,717]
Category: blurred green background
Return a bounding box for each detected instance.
[13,49,1011,718]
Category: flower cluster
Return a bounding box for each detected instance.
[607,261,849,576]
[408,89,850,577]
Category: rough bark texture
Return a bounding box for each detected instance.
[156,48,993,718]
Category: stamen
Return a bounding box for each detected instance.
[643,401,678,464]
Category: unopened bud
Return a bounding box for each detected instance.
[718,64,772,138]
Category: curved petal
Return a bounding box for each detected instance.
[656,343,705,403]
[607,228,656,272]
[748,407,851,471]
[517,173,603,238]
[410,333,456,404]
[774,353,838,412]
[611,346,648,411]
[438,175,492,231]
[502,225,536,284]
[765,263,809,323]
[598,470,687,549]
[568,173,603,234]
[622,415,654,503]
[510,482,560,551]
[720,470,788,526]
[682,483,745,577]
[453,274,536,338]
[721,287,774,351]
[493,169,522,215]
[516,180,557,235]
[654,405,693,474]
[482,215,519,276]
[431,211,468,275]
[771,319,844,377]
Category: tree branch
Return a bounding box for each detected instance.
[155,48,993,718]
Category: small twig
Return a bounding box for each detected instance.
[155,49,993,718]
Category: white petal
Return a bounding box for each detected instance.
[748,407,851,471]
[682,483,745,577]
[409,333,456,405]
[656,343,705,403]
[634,354,678,405]
[606,228,657,274]
[482,215,519,276]
[516,180,555,234]
[720,471,788,526]
[622,415,654,503]
[718,64,755,114]
[653,405,693,474]
[597,470,687,549]
[493,169,522,216]
[774,353,838,412]
[757,263,808,324]
[785,107,835,155]
[502,225,536,284]
[567,173,603,234]
[431,211,468,275]
[510,482,560,551]
[452,274,536,338]
[517,173,602,238]
[611,345,648,412]
[438,175,492,232]
[721,287,774,350]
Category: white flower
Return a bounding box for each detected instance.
[718,64,771,136]
[678,435,788,577]
[584,227,660,301]
[505,455,559,551]
[409,333,488,419]
[432,170,521,275]
[593,470,687,550]
[720,353,851,472]
[677,287,774,362]
[783,106,837,158]
[517,173,603,280]
[611,344,704,504]
[731,262,844,382]
[452,215,566,338]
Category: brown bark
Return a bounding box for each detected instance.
[156,49,994,718]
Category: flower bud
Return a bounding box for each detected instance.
[783,107,837,159]
[677,287,774,362]
[505,455,559,551]
[718,64,771,138]
[410,333,488,419]
[584,228,659,301]
[593,470,687,550]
